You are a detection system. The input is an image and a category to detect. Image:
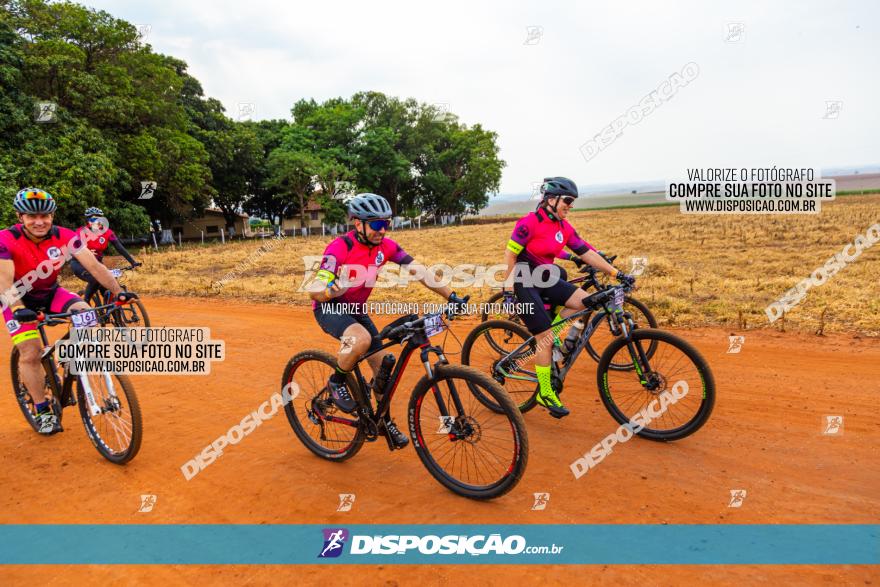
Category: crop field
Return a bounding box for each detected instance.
[65,194,880,335]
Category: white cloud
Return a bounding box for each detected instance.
[84,0,880,193]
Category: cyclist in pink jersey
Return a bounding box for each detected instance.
[0,188,134,434]
[307,193,467,448]
[71,207,141,304]
[501,177,635,418]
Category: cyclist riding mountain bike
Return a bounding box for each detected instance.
[308,193,467,448]
[502,177,635,418]
[71,207,141,304]
[0,188,134,434]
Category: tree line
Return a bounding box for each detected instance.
[0,0,505,240]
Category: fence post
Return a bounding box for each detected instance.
[200,230,204,244]
[151,232,158,251]
[178,232,182,247]
[221,228,225,244]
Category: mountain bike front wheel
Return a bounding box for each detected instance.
[408,364,528,500]
[596,328,715,441]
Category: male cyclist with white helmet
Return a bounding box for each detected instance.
[0,188,134,434]
[71,207,141,304]
[308,193,467,448]
[501,177,635,418]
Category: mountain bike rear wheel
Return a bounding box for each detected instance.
[282,350,365,461]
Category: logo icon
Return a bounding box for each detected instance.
[337,493,355,512]
[135,24,152,40]
[727,335,745,354]
[554,231,564,244]
[531,492,550,510]
[139,181,157,200]
[339,335,357,355]
[724,22,745,43]
[630,257,648,276]
[138,494,157,512]
[431,102,452,123]
[46,247,62,260]
[98,237,106,244]
[524,25,544,45]
[35,101,58,123]
[822,100,843,120]
[318,528,349,558]
[822,415,843,435]
[237,102,256,122]
[6,320,20,333]
[375,250,384,265]
[437,415,455,433]
[728,489,747,508]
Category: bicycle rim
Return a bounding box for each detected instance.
[462,321,537,412]
[598,329,714,440]
[283,351,364,460]
[409,366,527,499]
[77,372,142,463]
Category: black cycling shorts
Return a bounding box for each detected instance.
[513,263,578,335]
[313,302,384,354]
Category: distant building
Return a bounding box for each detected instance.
[171,208,251,239]
[280,199,327,235]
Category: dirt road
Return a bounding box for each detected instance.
[1,297,877,585]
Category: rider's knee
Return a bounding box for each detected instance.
[16,341,42,364]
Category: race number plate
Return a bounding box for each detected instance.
[110,269,123,278]
[424,314,445,338]
[71,310,98,329]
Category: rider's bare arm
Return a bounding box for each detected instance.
[579,249,617,276]
[71,247,122,297]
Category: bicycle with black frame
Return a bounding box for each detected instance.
[282,302,529,499]
[10,301,143,463]
[85,264,150,327]
[480,252,657,365]
[463,283,715,441]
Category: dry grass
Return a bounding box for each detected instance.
[61,195,880,335]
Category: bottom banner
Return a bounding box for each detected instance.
[0,524,876,564]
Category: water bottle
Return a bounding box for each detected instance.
[373,354,396,394]
[562,318,585,354]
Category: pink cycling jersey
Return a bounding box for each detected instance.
[77,225,117,261]
[314,231,414,307]
[0,224,82,293]
[507,208,594,266]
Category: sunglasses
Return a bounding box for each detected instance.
[561,196,576,206]
[367,219,390,231]
[87,216,102,223]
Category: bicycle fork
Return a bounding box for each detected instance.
[421,346,469,440]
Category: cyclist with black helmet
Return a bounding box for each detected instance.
[71,207,141,304]
[0,188,134,434]
[307,193,468,448]
[502,177,635,418]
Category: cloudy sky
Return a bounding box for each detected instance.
[83,0,879,194]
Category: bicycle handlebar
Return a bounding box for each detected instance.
[381,302,468,342]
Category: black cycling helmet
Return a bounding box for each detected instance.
[348,193,392,220]
[84,206,105,217]
[540,177,579,199]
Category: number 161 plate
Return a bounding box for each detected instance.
[424,314,445,337]
[71,310,98,329]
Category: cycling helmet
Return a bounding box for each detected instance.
[540,177,579,199]
[13,187,57,214]
[348,193,392,220]
[84,206,105,217]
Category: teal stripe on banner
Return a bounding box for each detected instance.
[0,525,876,565]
